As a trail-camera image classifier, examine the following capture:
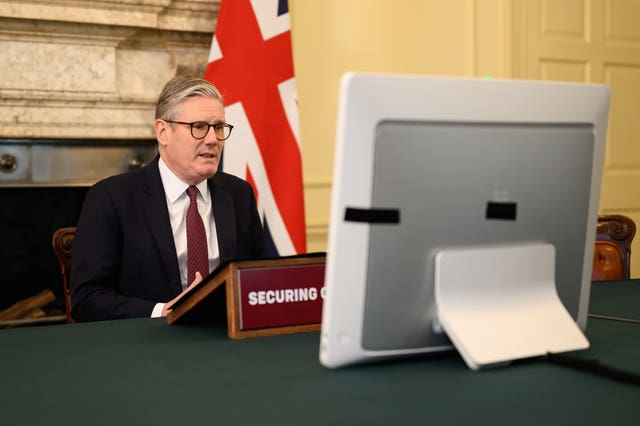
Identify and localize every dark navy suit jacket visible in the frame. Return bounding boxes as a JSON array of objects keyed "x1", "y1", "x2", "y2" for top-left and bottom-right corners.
[{"x1": 70, "y1": 156, "x2": 265, "y2": 321}]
